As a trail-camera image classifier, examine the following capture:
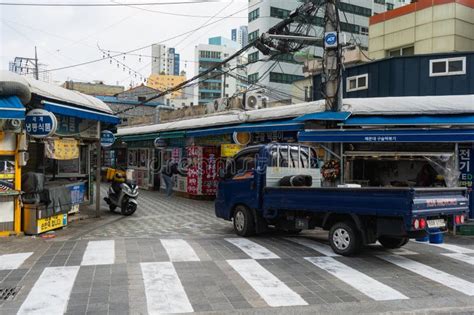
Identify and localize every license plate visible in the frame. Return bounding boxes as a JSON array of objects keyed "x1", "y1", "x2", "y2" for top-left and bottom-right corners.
[{"x1": 427, "y1": 219, "x2": 445, "y2": 228}]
